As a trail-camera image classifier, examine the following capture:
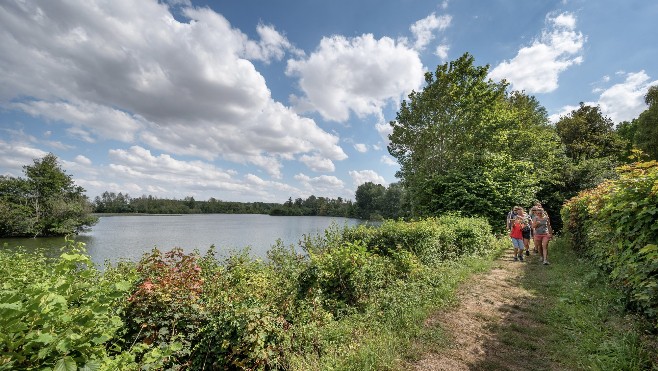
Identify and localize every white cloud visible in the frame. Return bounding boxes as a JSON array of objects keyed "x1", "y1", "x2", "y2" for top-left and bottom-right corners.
[
  {"x1": 375, "y1": 121, "x2": 393, "y2": 141},
  {"x1": 549, "y1": 71, "x2": 658, "y2": 123},
  {"x1": 74, "y1": 155, "x2": 92, "y2": 166},
  {"x1": 435, "y1": 44, "x2": 450, "y2": 60},
  {"x1": 354, "y1": 143, "x2": 368, "y2": 153},
  {"x1": 348, "y1": 169, "x2": 386, "y2": 187},
  {"x1": 286, "y1": 33, "x2": 425, "y2": 122},
  {"x1": 0, "y1": 140, "x2": 48, "y2": 176},
  {"x1": 548, "y1": 104, "x2": 580, "y2": 123},
  {"x1": 381, "y1": 156, "x2": 397, "y2": 166},
  {"x1": 244, "y1": 22, "x2": 304, "y2": 63},
  {"x1": 0, "y1": 1, "x2": 344, "y2": 178},
  {"x1": 597, "y1": 71, "x2": 657, "y2": 123},
  {"x1": 299, "y1": 154, "x2": 336, "y2": 172},
  {"x1": 294, "y1": 173, "x2": 347, "y2": 197},
  {"x1": 488, "y1": 12, "x2": 585, "y2": 93},
  {"x1": 410, "y1": 13, "x2": 452, "y2": 51}
]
